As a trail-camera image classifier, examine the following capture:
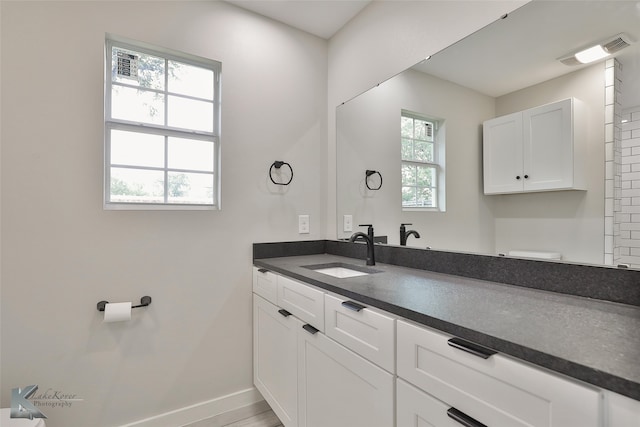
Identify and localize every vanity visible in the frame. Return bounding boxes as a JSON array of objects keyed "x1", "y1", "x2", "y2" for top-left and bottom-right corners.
[{"x1": 253, "y1": 240, "x2": 640, "y2": 427}]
